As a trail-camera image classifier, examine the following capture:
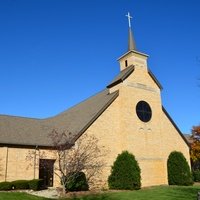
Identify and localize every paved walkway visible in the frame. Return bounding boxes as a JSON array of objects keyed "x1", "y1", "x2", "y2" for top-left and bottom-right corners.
[
  {"x1": 26, "y1": 188, "x2": 60, "y2": 199},
  {"x1": 26, "y1": 188, "x2": 108, "y2": 199}
]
